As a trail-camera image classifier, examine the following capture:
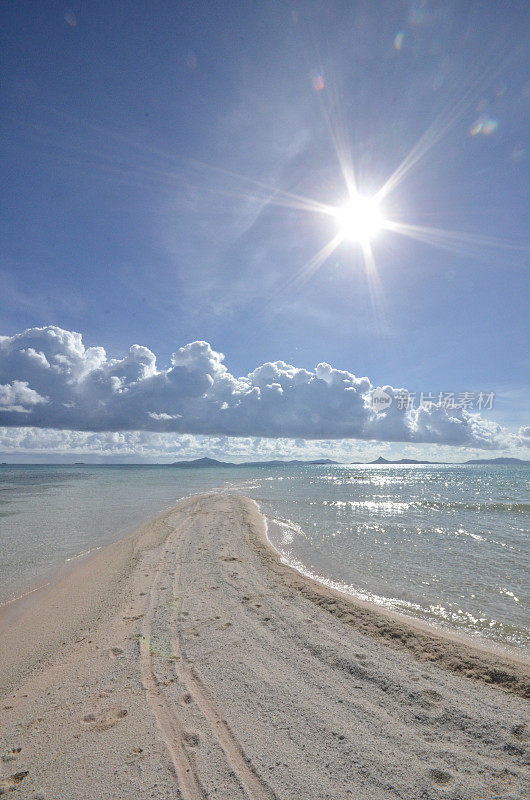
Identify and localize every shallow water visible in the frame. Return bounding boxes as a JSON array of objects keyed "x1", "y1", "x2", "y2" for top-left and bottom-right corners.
[{"x1": 0, "y1": 463, "x2": 528, "y2": 649}]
